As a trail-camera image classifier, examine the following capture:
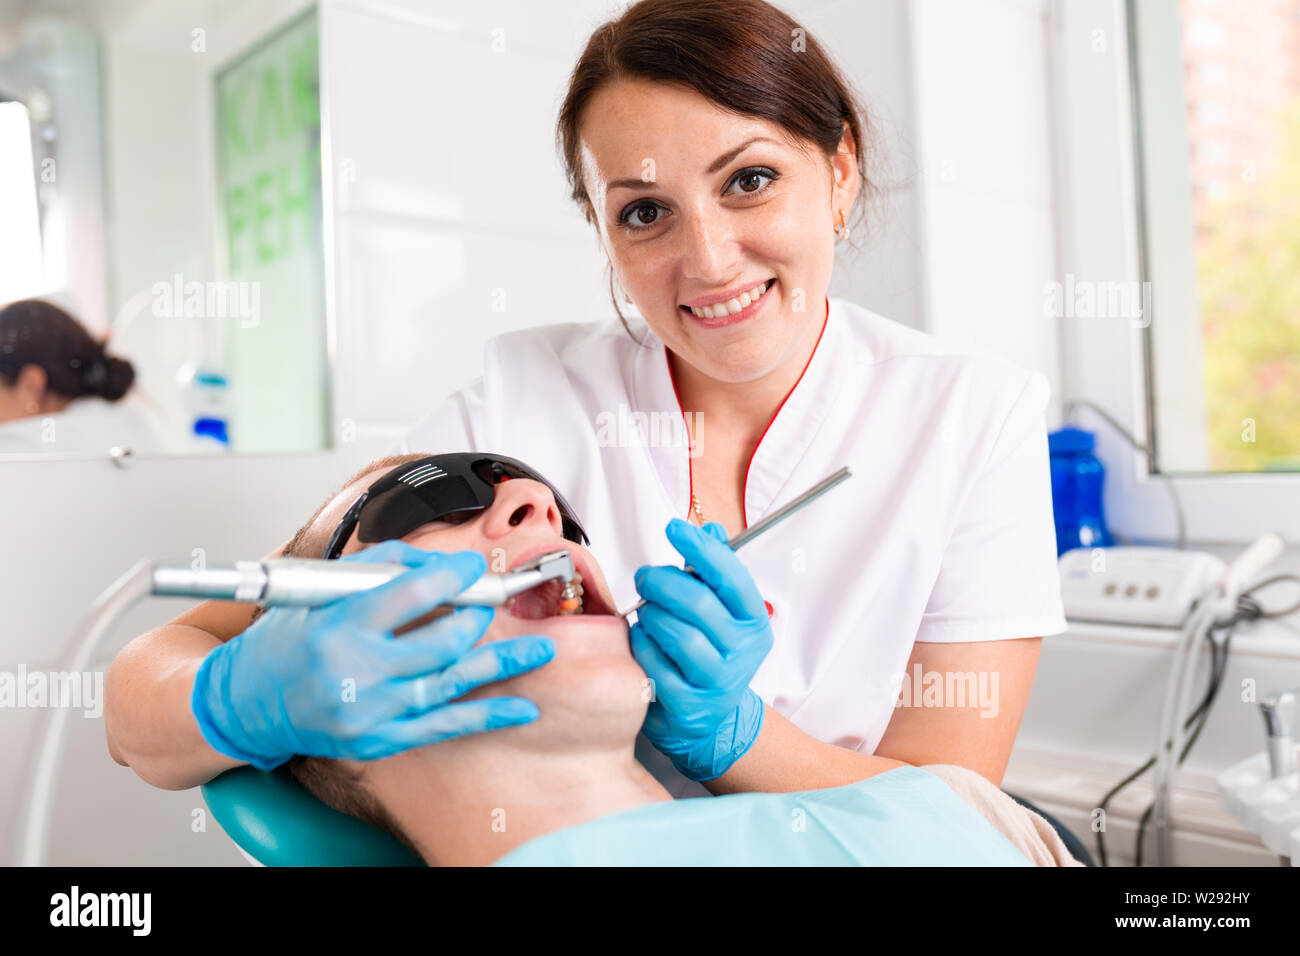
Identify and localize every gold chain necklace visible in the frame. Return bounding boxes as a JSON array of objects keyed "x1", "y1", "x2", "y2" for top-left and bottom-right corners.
[
  {"x1": 690, "y1": 487, "x2": 704, "y2": 524},
  {"x1": 688, "y1": 419, "x2": 705, "y2": 524}
]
